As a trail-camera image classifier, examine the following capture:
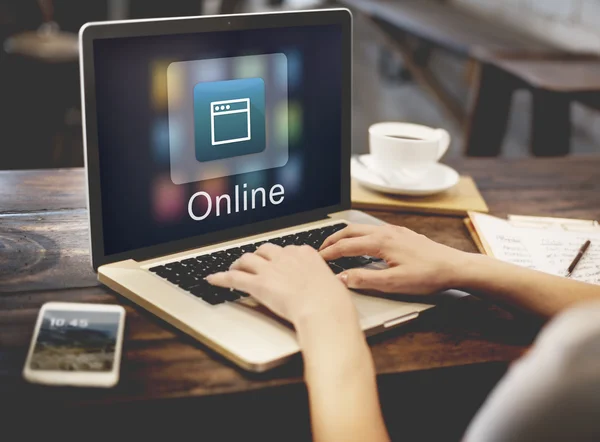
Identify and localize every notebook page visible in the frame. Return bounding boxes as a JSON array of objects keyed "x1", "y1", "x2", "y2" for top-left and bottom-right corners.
[
  {"x1": 470, "y1": 213, "x2": 536, "y2": 269},
  {"x1": 470, "y1": 213, "x2": 600, "y2": 285},
  {"x1": 533, "y1": 232, "x2": 600, "y2": 284}
]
